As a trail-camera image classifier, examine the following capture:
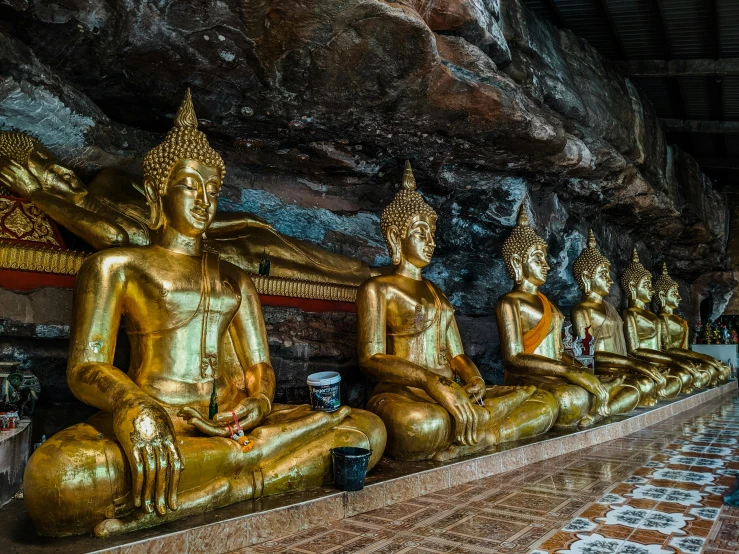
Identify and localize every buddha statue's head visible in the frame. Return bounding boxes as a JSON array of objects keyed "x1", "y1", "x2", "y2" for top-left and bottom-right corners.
[
  {"x1": 380, "y1": 161, "x2": 438, "y2": 268},
  {"x1": 0, "y1": 131, "x2": 87, "y2": 200},
  {"x1": 654, "y1": 262, "x2": 681, "y2": 311},
  {"x1": 502, "y1": 202, "x2": 549, "y2": 286},
  {"x1": 620, "y1": 249, "x2": 653, "y2": 304},
  {"x1": 573, "y1": 229, "x2": 613, "y2": 297},
  {"x1": 143, "y1": 89, "x2": 225, "y2": 234}
]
